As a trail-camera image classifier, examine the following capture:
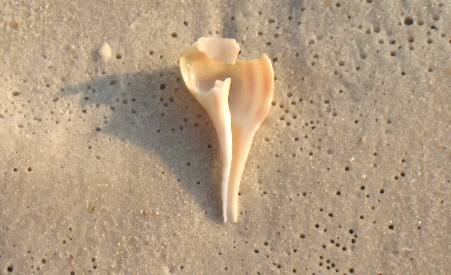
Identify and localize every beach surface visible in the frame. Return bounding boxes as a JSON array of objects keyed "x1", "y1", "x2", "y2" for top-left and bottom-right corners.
[{"x1": 0, "y1": 0, "x2": 450, "y2": 274}]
